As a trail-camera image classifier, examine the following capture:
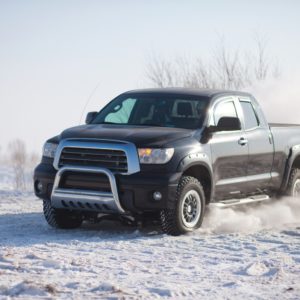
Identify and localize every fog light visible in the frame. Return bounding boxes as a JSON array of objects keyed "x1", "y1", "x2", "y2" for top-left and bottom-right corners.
[
  {"x1": 36, "y1": 181, "x2": 43, "y2": 193},
  {"x1": 153, "y1": 191, "x2": 162, "y2": 201}
]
